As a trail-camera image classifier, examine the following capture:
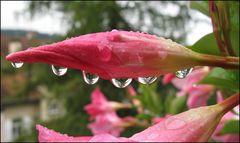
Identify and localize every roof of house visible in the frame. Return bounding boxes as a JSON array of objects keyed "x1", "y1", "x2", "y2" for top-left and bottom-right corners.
[{"x1": 1, "y1": 29, "x2": 58, "y2": 40}]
